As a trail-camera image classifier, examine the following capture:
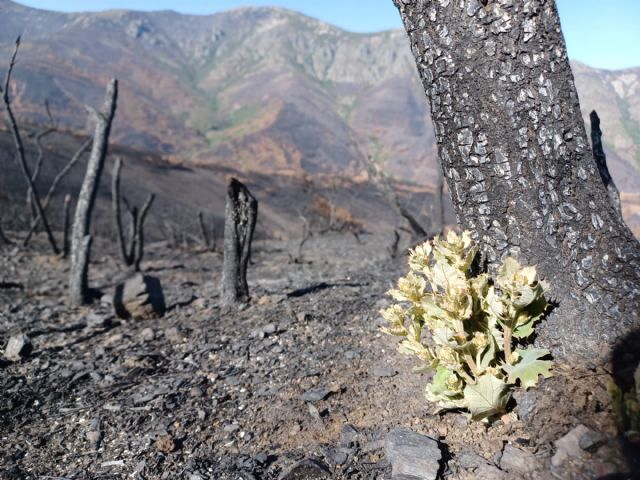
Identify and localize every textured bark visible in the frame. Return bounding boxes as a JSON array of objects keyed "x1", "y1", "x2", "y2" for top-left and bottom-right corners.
[
  {"x1": 393, "y1": 0, "x2": 640, "y2": 362},
  {"x1": 221, "y1": 178, "x2": 258, "y2": 305},
  {"x1": 433, "y1": 164, "x2": 445, "y2": 236},
  {"x1": 590, "y1": 110, "x2": 622, "y2": 218},
  {"x1": 69, "y1": 79, "x2": 117, "y2": 306}
]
